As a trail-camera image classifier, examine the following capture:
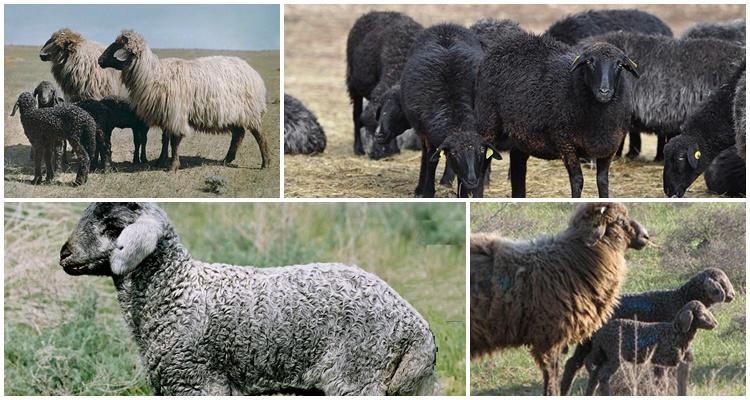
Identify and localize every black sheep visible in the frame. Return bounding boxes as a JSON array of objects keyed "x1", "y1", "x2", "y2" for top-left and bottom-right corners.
[
  {"x1": 682, "y1": 18, "x2": 746, "y2": 44},
  {"x1": 704, "y1": 146, "x2": 745, "y2": 197},
  {"x1": 475, "y1": 31, "x2": 639, "y2": 197},
  {"x1": 283, "y1": 94, "x2": 326, "y2": 155},
  {"x1": 545, "y1": 9, "x2": 672, "y2": 45},
  {"x1": 662, "y1": 60, "x2": 745, "y2": 197},
  {"x1": 384, "y1": 23, "x2": 499, "y2": 198},
  {"x1": 345, "y1": 11, "x2": 422, "y2": 159},
  {"x1": 469, "y1": 18, "x2": 525, "y2": 50},
  {"x1": 586, "y1": 32, "x2": 744, "y2": 161}
]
